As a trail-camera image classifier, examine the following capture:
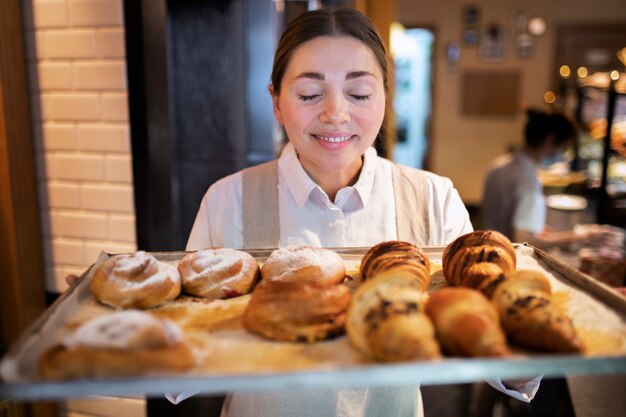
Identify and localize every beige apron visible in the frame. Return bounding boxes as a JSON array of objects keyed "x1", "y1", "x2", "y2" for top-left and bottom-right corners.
[{"x1": 241, "y1": 159, "x2": 431, "y2": 248}]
